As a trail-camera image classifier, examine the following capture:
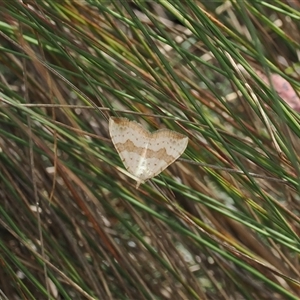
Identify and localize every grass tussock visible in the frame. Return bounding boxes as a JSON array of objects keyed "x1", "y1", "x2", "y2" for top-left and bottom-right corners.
[{"x1": 0, "y1": 1, "x2": 300, "y2": 299}]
